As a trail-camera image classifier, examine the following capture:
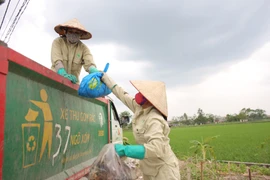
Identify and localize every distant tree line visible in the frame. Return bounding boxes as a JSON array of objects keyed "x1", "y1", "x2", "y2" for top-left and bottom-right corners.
[
  {"x1": 226, "y1": 108, "x2": 267, "y2": 122},
  {"x1": 169, "y1": 108, "x2": 269, "y2": 127},
  {"x1": 119, "y1": 108, "x2": 269, "y2": 128},
  {"x1": 170, "y1": 108, "x2": 219, "y2": 126}
]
